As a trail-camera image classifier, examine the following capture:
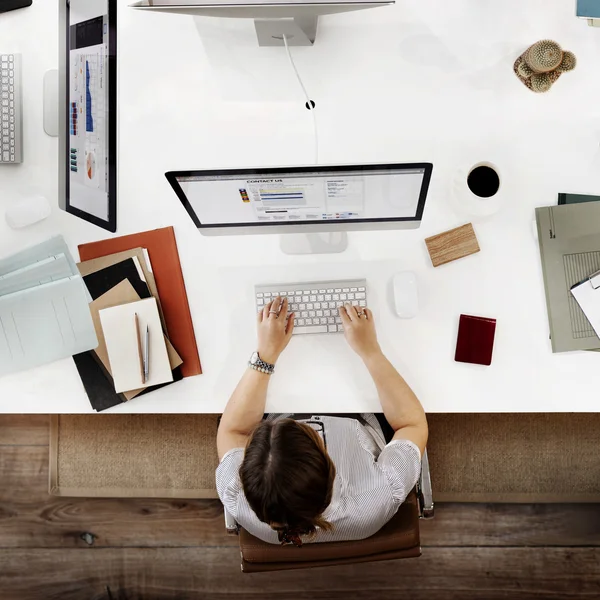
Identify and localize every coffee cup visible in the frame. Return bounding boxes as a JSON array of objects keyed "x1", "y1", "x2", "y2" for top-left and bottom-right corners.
[{"x1": 452, "y1": 161, "x2": 503, "y2": 219}]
